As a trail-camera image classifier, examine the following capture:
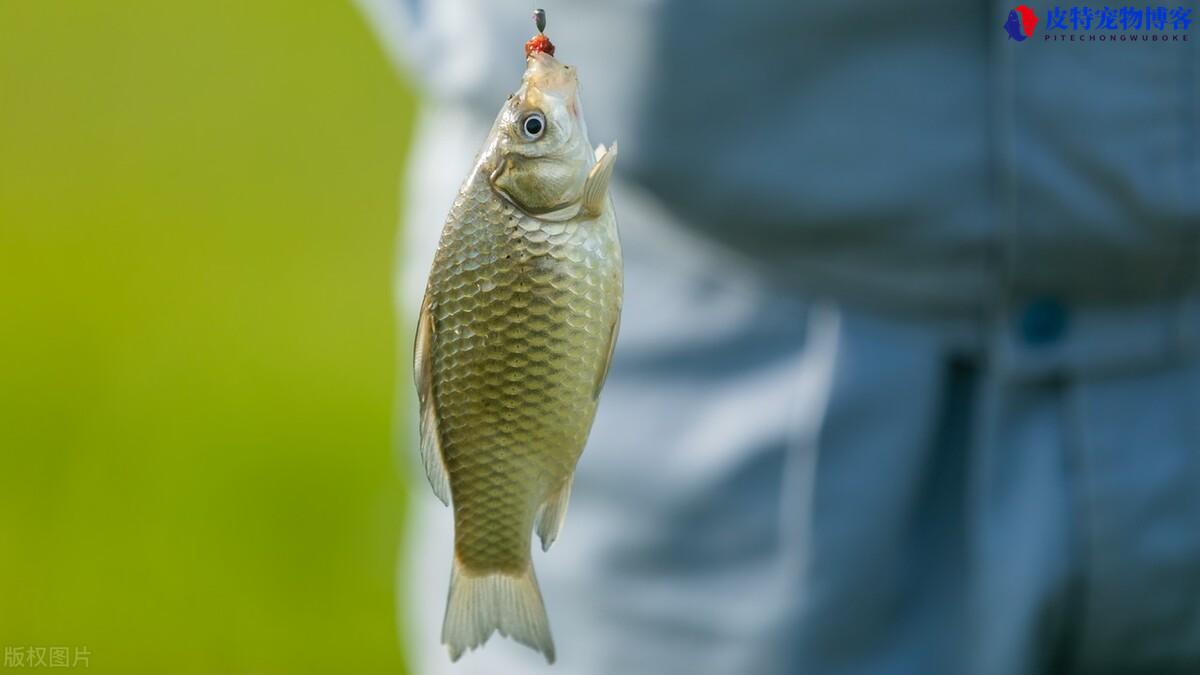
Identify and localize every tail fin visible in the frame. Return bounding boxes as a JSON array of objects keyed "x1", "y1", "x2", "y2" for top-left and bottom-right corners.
[{"x1": 441, "y1": 558, "x2": 555, "y2": 664}]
